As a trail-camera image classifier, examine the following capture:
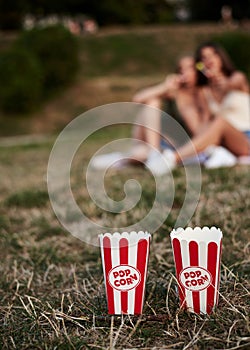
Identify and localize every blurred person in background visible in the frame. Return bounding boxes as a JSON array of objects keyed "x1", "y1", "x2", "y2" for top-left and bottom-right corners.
[
  {"x1": 91, "y1": 55, "x2": 209, "y2": 170},
  {"x1": 147, "y1": 41, "x2": 250, "y2": 175}
]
